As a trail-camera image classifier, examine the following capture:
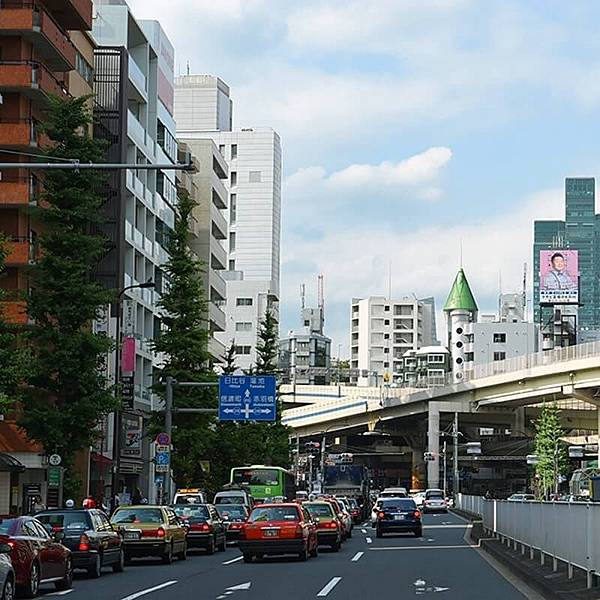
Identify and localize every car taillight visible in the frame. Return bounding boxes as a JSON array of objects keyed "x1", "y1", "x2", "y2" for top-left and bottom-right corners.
[
  {"x1": 230, "y1": 523, "x2": 242, "y2": 529},
  {"x1": 79, "y1": 534, "x2": 90, "y2": 551},
  {"x1": 378, "y1": 512, "x2": 385, "y2": 519},
  {"x1": 191, "y1": 523, "x2": 211, "y2": 532},
  {"x1": 414, "y1": 510, "x2": 421, "y2": 519},
  {"x1": 7, "y1": 541, "x2": 14, "y2": 549},
  {"x1": 295, "y1": 524, "x2": 306, "y2": 539},
  {"x1": 328, "y1": 521, "x2": 338, "y2": 529},
  {"x1": 157, "y1": 527, "x2": 165, "y2": 538}
]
